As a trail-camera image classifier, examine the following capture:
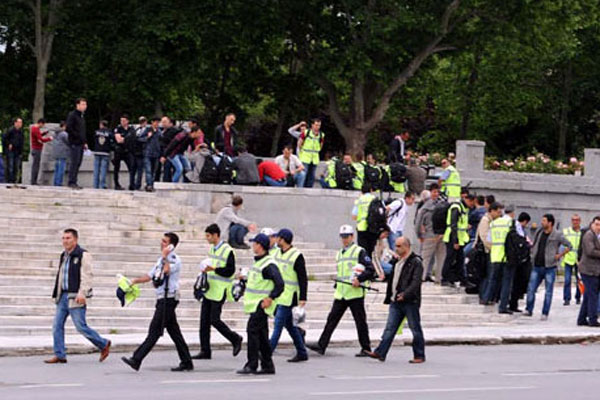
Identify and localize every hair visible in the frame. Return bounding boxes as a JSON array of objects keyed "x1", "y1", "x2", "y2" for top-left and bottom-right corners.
[
  {"x1": 205, "y1": 223, "x2": 221, "y2": 236},
  {"x1": 404, "y1": 190, "x2": 415, "y2": 199},
  {"x1": 162, "y1": 115, "x2": 173, "y2": 124},
  {"x1": 466, "y1": 194, "x2": 475, "y2": 201},
  {"x1": 100, "y1": 120, "x2": 108, "y2": 128},
  {"x1": 121, "y1": 114, "x2": 130, "y2": 120},
  {"x1": 225, "y1": 112, "x2": 235, "y2": 118},
  {"x1": 361, "y1": 182, "x2": 372, "y2": 194},
  {"x1": 283, "y1": 144, "x2": 294, "y2": 151},
  {"x1": 461, "y1": 187, "x2": 470, "y2": 195},
  {"x1": 489, "y1": 202, "x2": 504, "y2": 212},
  {"x1": 63, "y1": 228, "x2": 79, "y2": 238},
  {"x1": 543, "y1": 213, "x2": 555, "y2": 226},
  {"x1": 231, "y1": 195, "x2": 244, "y2": 207},
  {"x1": 59, "y1": 120, "x2": 66, "y2": 128},
  {"x1": 75, "y1": 97, "x2": 86, "y2": 105},
  {"x1": 164, "y1": 232, "x2": 179, "y2": 248},
  {"x1": 517, "y1": 212, "x2": 531, "y2": 223},
  {"x1": 37, "y1": 118, "x2": 46, "y2": 124},
  {"x1": 190, "y1": 126, "x2": 200, "y2": 133},
  {"x1": 188, "y1": 117, "x2": 200, "y2": 125},
  {"x1": 476, "y1": 195, "x2": 485, "y2": 206},
  {"x1": 14, "y1": 117, "x2": 23, "y2": 124},
  {"x1": 420, "y1": 189, "x2": 431, "y2": 201},
  {"x1": 151, "y1": 116, "x2": 161, "y2": 122},
  {"x1": 311, "y1": 117, "x2": 321, "y2": 125},
  {"x1": 485, "y1": 195, "x2": 496, "y2": 205},
  {"x1": 592, "y1": 216, "x2": 600, "y2": 224},
  {"x1": 429, "y1": 182, "x2": 440, "y2": 191}
]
